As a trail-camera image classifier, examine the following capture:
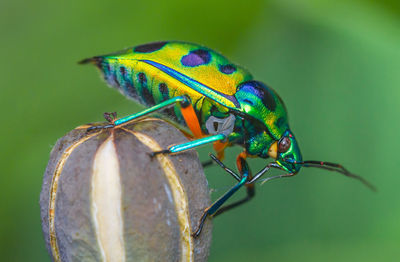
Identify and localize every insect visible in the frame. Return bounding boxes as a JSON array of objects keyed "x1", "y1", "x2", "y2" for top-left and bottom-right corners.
[{"x1": 80, "y1": 41, "x2": 375, "y2": 237}]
